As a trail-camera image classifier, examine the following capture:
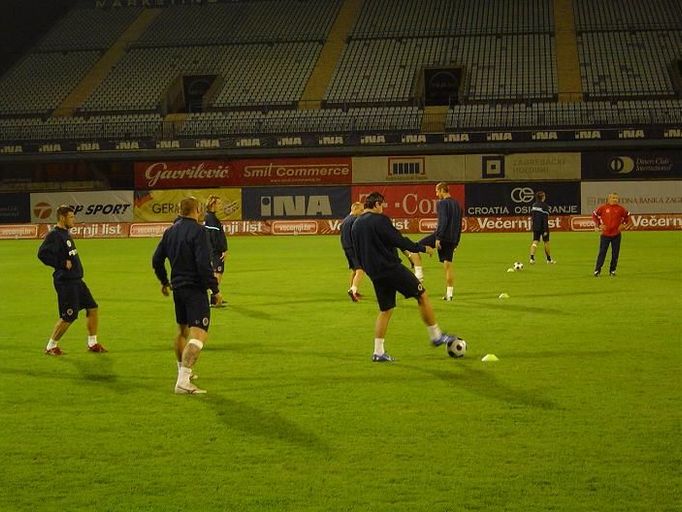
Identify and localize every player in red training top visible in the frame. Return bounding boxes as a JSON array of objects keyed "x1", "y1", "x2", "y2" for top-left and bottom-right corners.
[{"x1": 592, "y1": 192, "x2": 630, "y2": 277}]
